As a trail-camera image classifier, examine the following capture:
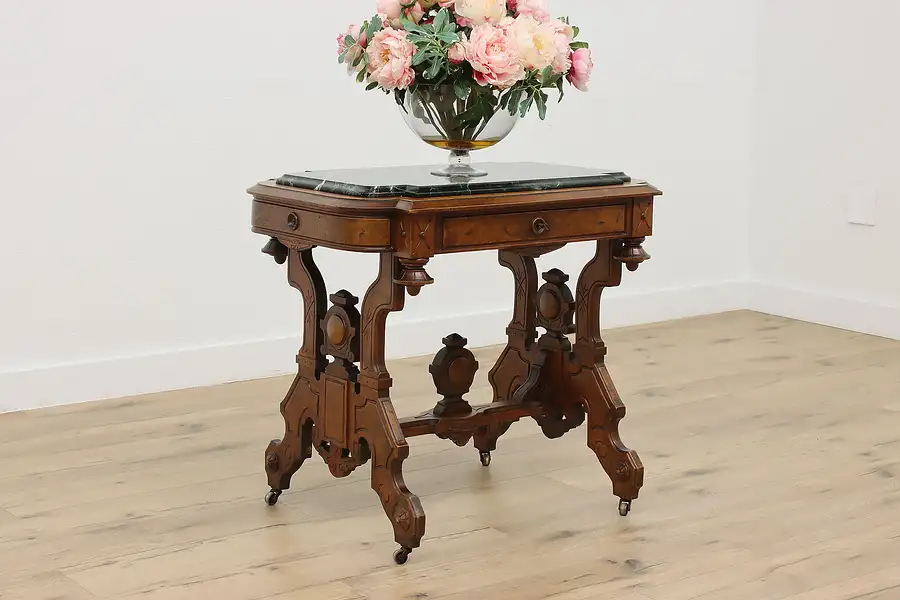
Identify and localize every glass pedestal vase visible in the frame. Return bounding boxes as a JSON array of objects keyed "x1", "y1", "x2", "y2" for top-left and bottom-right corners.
[{"x1": 398, "y1": 85, "x2": 519, "y2": 179}]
